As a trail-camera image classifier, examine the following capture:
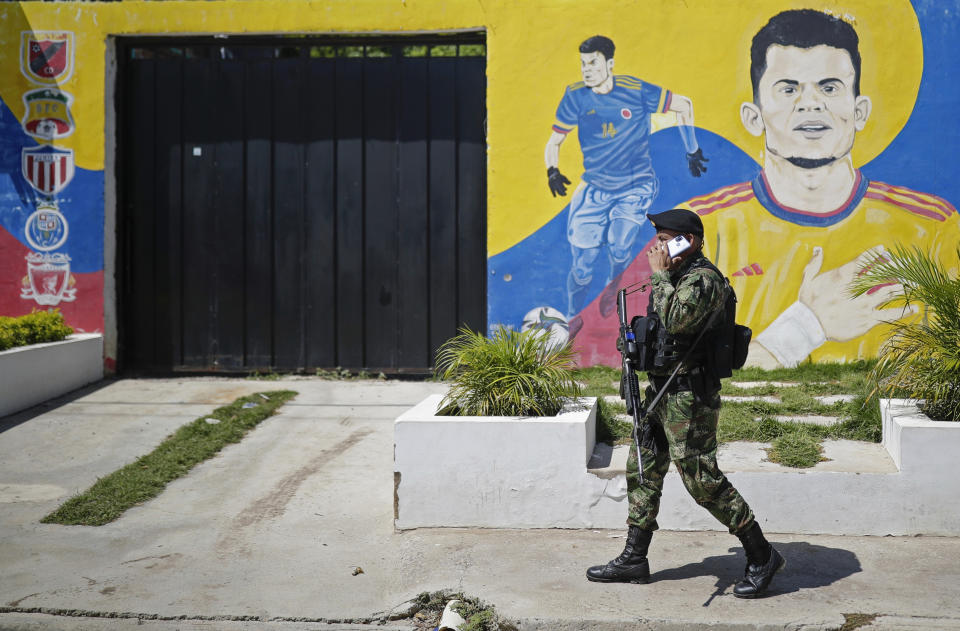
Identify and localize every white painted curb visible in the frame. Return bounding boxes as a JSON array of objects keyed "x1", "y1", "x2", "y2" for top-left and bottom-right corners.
[{"x1": 0, "y1": 334, "x2": 103, "y2": 418}]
